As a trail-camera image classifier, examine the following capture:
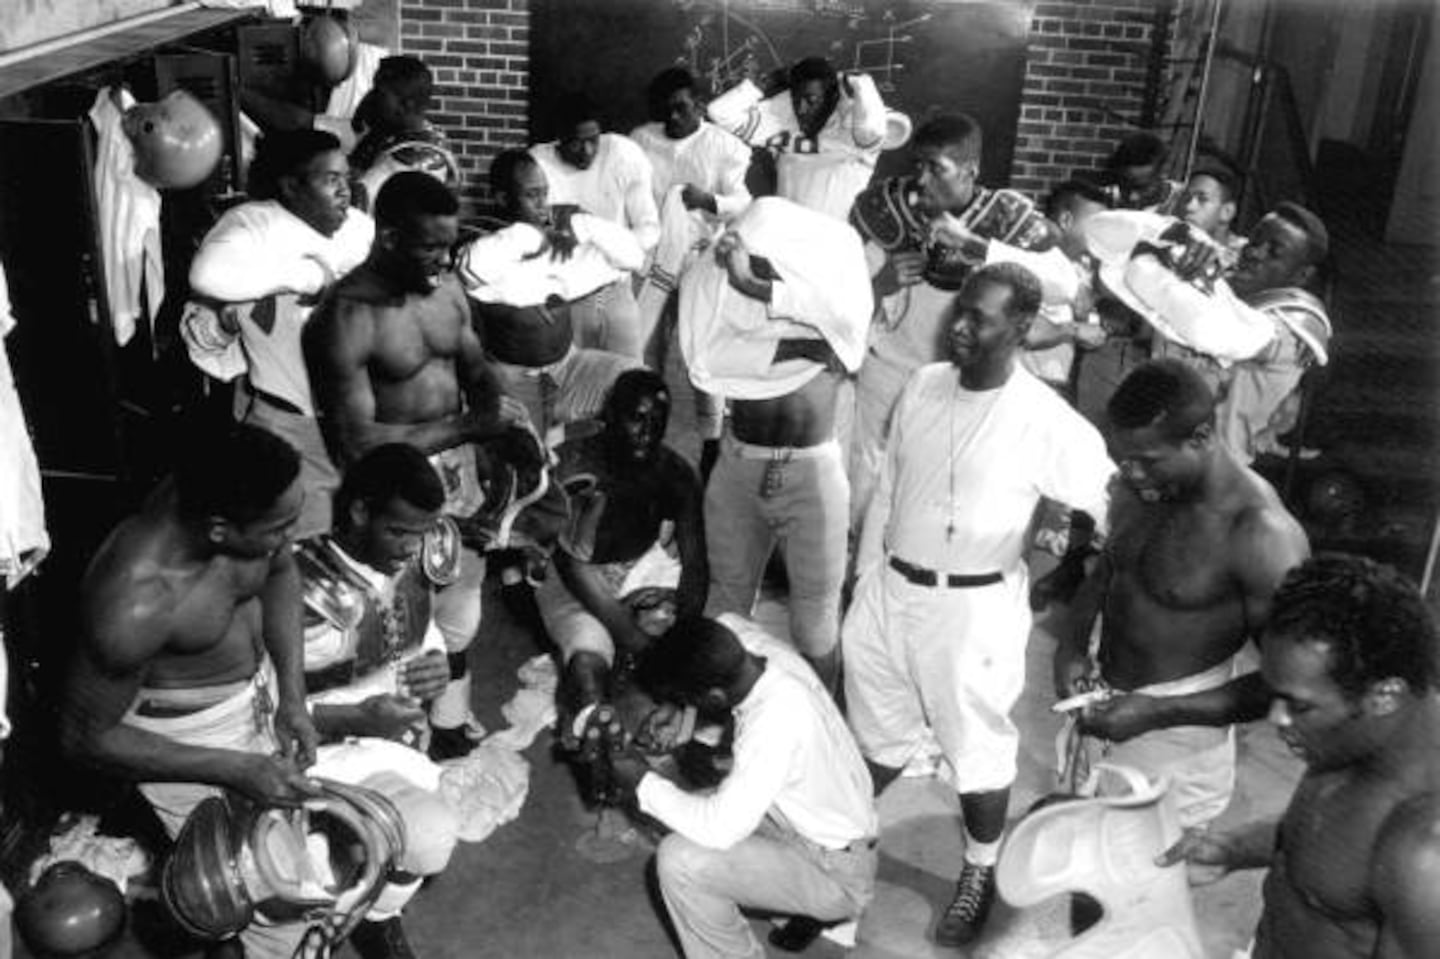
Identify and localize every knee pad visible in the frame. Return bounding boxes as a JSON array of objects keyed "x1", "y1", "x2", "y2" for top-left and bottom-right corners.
[{"x1": 996, "y1": 764, "x2": 1204, "y2": 959}]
